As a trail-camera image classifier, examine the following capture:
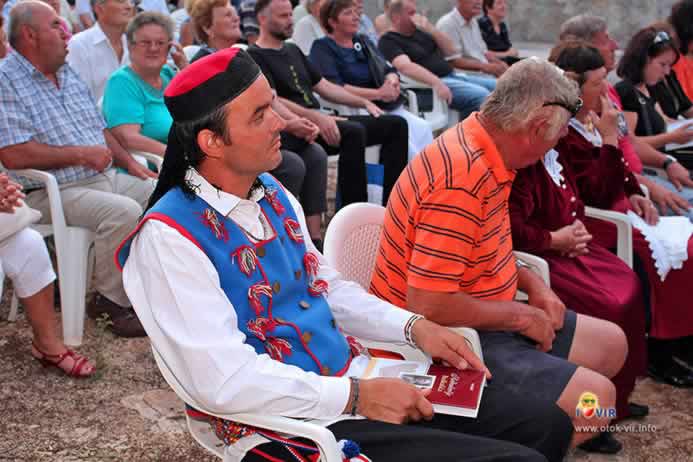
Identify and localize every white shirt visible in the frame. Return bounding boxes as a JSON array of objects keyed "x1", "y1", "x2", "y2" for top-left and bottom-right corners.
[
  {"x1": 67, "y1": 23, "x2": 129, "y2": 102},
  {"x1": 436, "y1": 8, "x2": 488, "y2": 63},
  {"x1": 122, "y1": 170, "x2": 413, "y2": 419},
  {"x1": 139, "y1": 0, "x2": 171, "y2": 16},
  {"x1": 292, "y1": 14, "x2": 325, "y2": 55}
]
